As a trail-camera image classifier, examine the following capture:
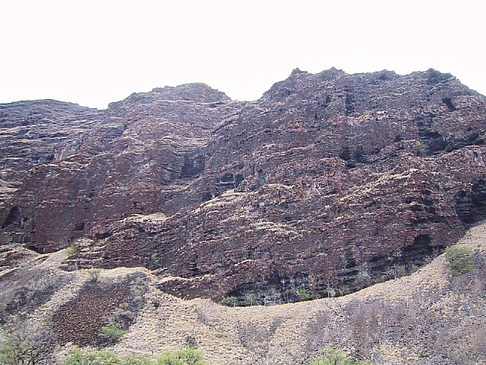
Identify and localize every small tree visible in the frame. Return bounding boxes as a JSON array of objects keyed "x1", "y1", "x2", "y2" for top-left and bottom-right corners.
[{"x1": 0, "y1": 328, "x2": 50, "y2": 365}]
